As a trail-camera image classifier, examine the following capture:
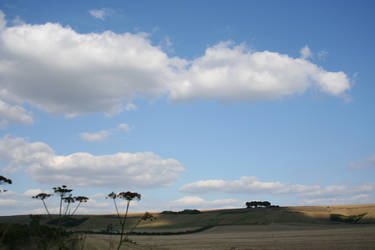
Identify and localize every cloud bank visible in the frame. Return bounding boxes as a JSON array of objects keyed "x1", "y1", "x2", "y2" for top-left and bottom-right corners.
[
  {"x1": 0, "y1": 11, "x2": 351, "y2": 118},
  {"x1": 170, "y1": 196, "x2": 241, "y2": 210},
  {"x1": 180, "y1": 176, "x2": 375, "y2": 198},
  {"x1": 0, "y1": 136, "x2": 184, "y2": 188}
]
